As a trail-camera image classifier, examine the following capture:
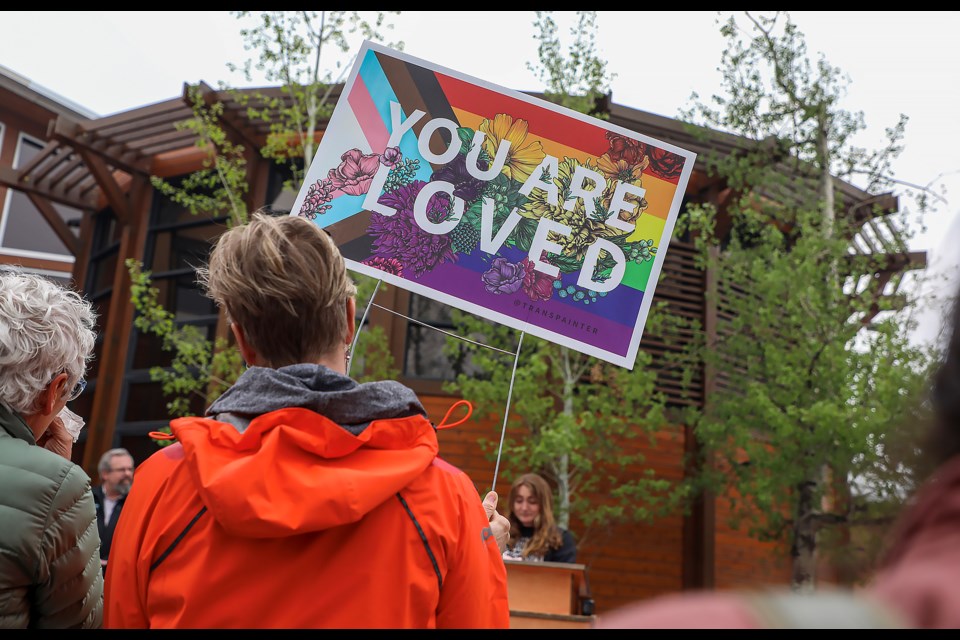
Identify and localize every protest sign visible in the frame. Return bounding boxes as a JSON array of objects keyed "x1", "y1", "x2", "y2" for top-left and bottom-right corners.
[{"x1": 291, "y1": 41, "x2": 696, "y2": 369}]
